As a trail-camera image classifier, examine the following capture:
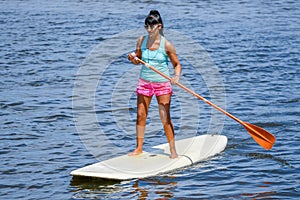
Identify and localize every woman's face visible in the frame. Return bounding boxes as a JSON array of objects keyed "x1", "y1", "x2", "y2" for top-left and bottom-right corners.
[{"x1": 144, "y1": 24, "x2": 161, "y2": 37}]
